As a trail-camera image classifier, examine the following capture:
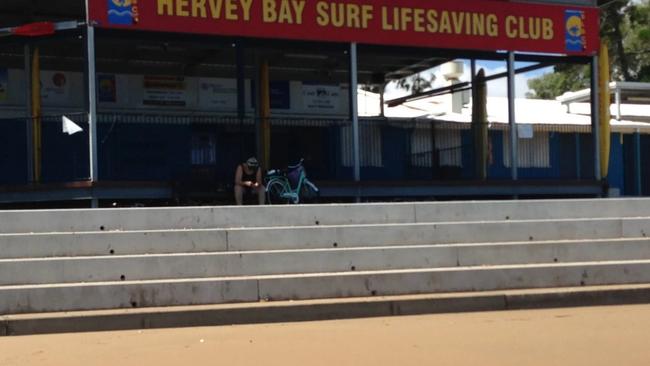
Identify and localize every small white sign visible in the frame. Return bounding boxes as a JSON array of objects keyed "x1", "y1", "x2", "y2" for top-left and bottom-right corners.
[
  {"x1": 518, "y1": 124, "x2": 534, "y2": 139},
  {"x1": 198, "y1": 78, "x2": 238, "y2": 110}
]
